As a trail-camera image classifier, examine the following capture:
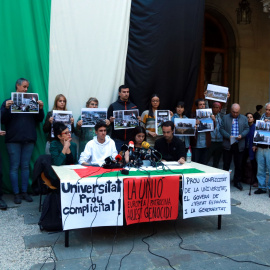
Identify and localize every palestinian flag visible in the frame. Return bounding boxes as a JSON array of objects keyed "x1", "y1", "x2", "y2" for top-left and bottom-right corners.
[{"x1": 0, "y1": 0, "x2": 204, "y2": 193}]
